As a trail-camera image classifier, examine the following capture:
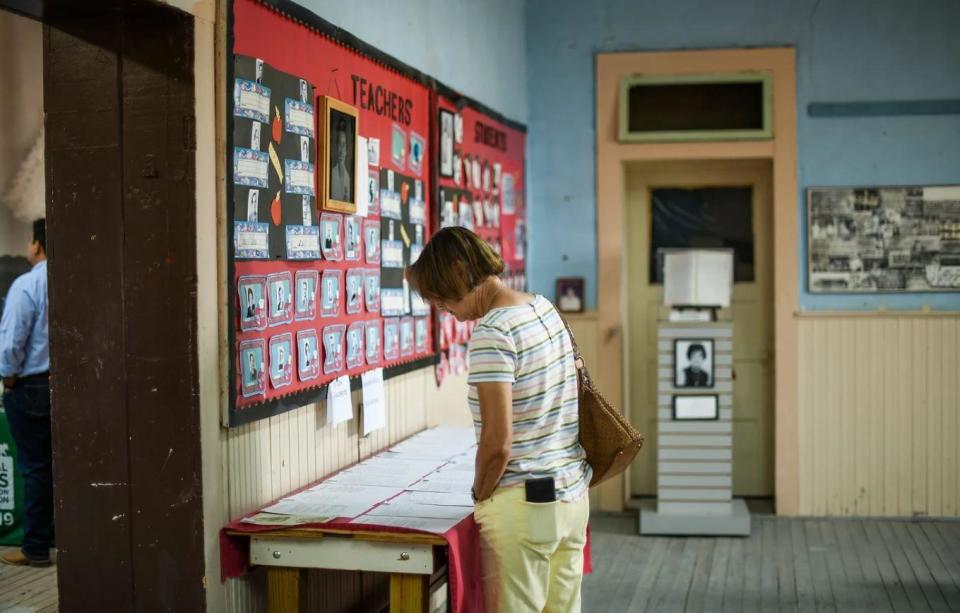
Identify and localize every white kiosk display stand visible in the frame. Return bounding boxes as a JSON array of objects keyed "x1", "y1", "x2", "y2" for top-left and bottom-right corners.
[{"x1": 639, "y1": 250, "x2": 750, "y2": 536}]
